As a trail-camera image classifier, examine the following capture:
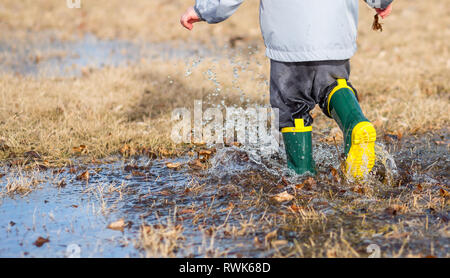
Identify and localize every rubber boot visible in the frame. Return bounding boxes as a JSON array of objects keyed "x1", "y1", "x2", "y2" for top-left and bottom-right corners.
[
  {"x1": 282, "y1": 119, "x2": 316, "y2": 175},
  {"x1": 327, "y1": 79, "x2": 377, "y2": 179}
]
